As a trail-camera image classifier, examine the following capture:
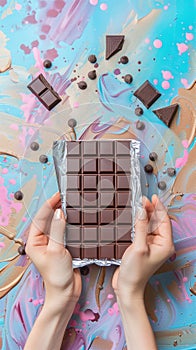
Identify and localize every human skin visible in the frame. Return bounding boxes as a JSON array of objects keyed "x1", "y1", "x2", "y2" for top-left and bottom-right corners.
[{"x1": 24, "y1": 193, "x2": 175, "y2": 350}]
